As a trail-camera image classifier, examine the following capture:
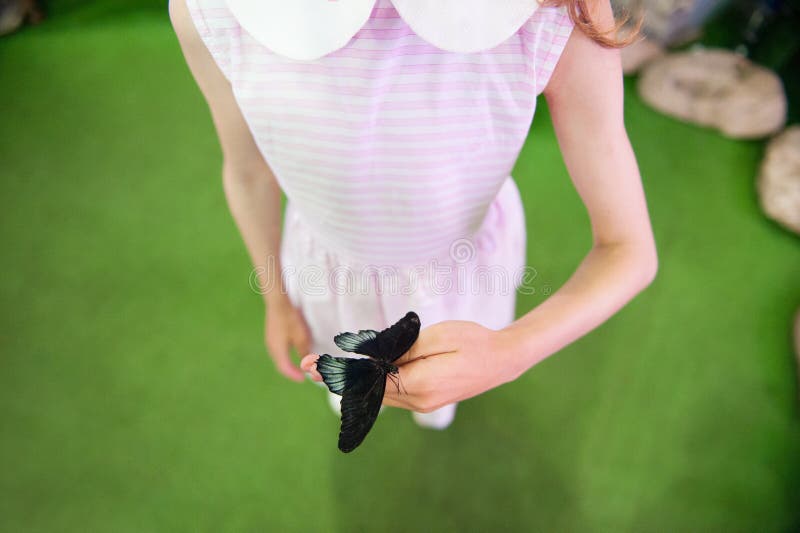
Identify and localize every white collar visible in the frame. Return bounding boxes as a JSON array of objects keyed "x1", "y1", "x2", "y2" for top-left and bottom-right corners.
[{"x1": 225, "y1": 0, "x2": 544, "y2": 61}]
